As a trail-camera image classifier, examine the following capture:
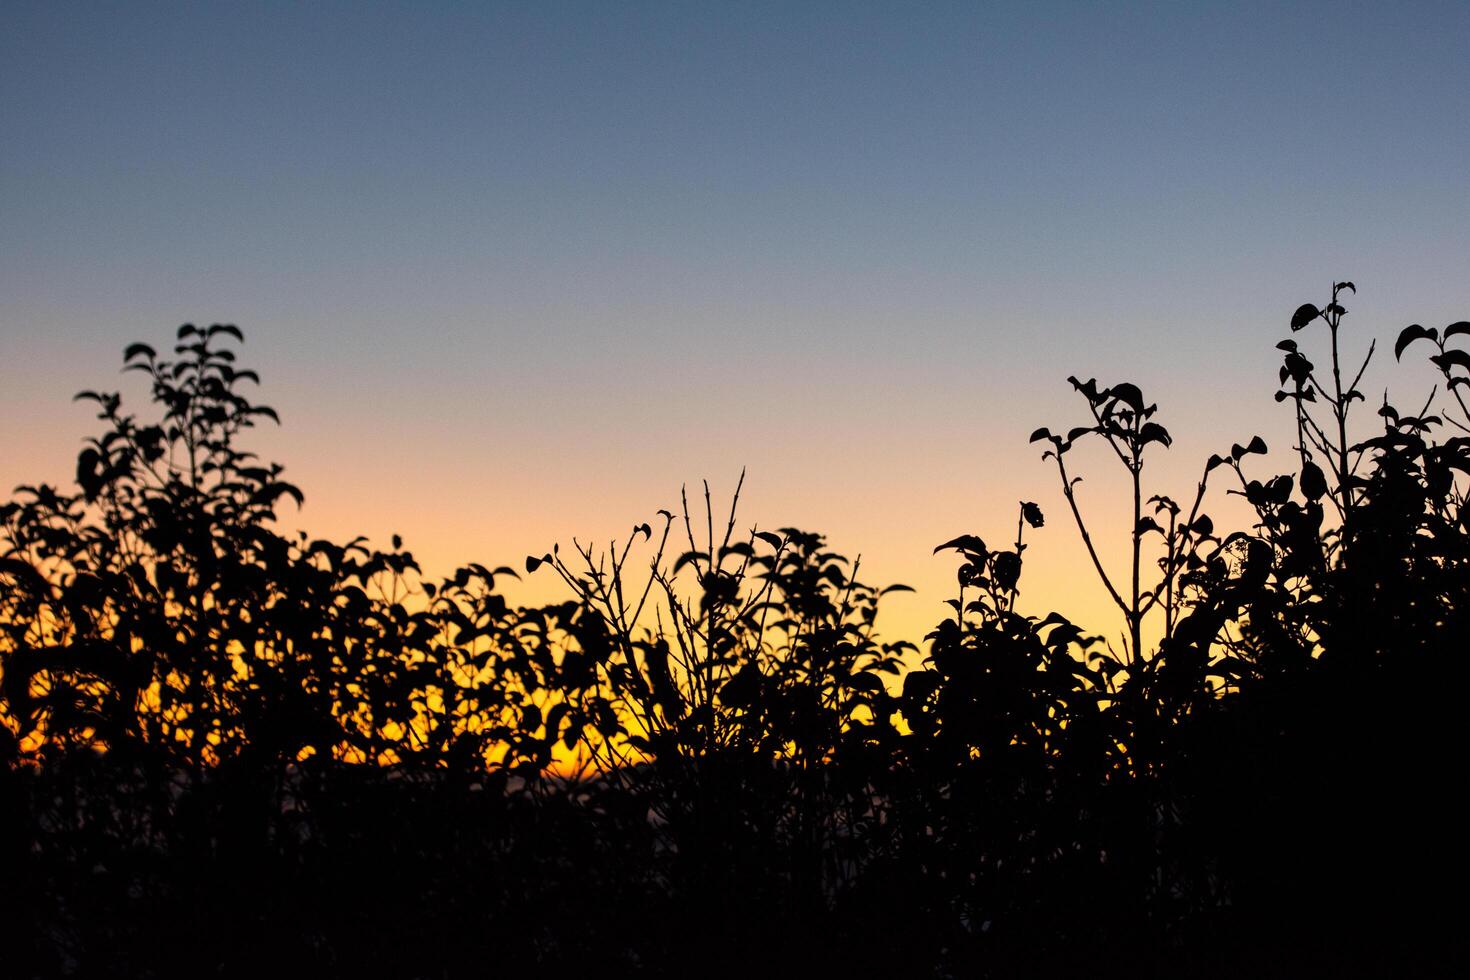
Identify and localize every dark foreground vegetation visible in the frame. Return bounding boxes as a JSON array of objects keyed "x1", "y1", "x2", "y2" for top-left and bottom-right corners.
[{"x1": 3, "y1": 284, "x2": 1468, "y2": 978}]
